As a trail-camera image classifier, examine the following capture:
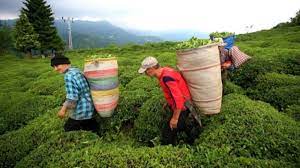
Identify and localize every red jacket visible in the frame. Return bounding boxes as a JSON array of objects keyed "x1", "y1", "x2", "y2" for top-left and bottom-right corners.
[{"x1": 159, "y1": 67, "x2": 191, "y2": 111}]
